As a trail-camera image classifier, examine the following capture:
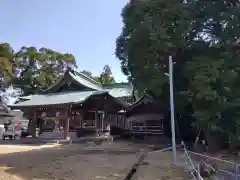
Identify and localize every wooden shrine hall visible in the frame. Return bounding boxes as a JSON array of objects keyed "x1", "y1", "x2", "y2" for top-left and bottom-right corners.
[
  {"x1": 107, "y1": 93, "x2": 165, "y2": 137},
  {"x1": 9, "y1": 67, "x2": 134, "y2": 139}
]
